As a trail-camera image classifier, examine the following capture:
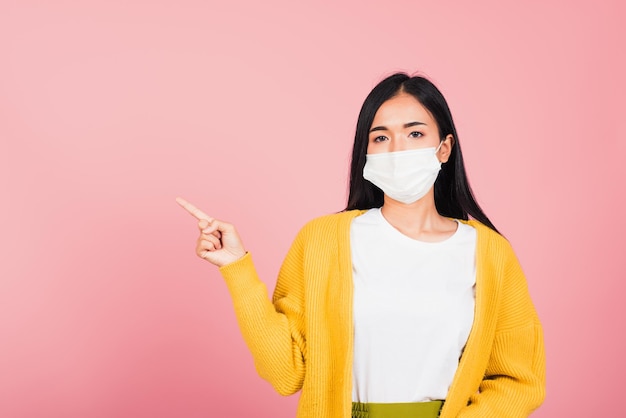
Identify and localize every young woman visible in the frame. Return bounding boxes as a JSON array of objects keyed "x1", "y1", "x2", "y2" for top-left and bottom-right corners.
[{"x1": 177, "y1": 73, "x2": 546, "y2": 418}]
